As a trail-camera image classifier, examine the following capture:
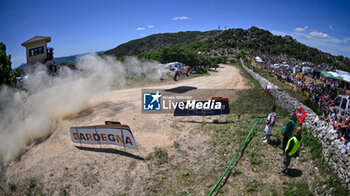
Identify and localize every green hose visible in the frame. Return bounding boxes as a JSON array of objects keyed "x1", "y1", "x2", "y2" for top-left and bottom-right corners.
[{"x1": 208, "y1": 117, "x2": 264, "y2": 196}]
